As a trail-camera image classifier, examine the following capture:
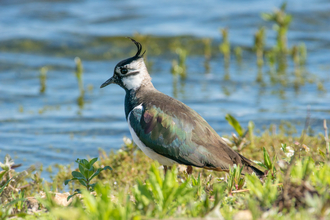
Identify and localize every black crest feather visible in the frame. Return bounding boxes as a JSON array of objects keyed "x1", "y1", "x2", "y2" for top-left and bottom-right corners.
[{"x1": 127, "y1": 37, "x2": 146, "y2": 58}]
